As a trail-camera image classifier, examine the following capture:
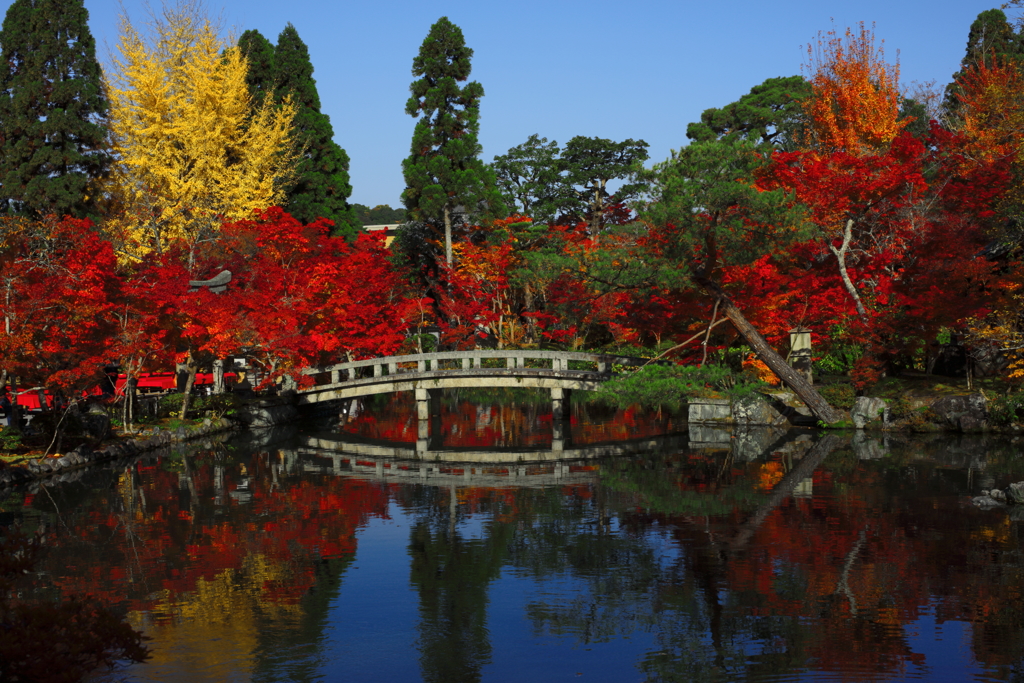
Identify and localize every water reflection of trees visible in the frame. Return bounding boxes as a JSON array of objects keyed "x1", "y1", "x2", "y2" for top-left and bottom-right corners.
[
  {"x1": 390, "y1": 433, "x2": 1024, "y2": 682},
  {"x1": 8, "y1": 426, "x2": 1024, "y2": 681},
  {"x1": 6, "y1": 447, "x2": 392, "y2": 681},
  {"x1": 408, "y1": 500, "x2": 499, "y2": 682}
]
